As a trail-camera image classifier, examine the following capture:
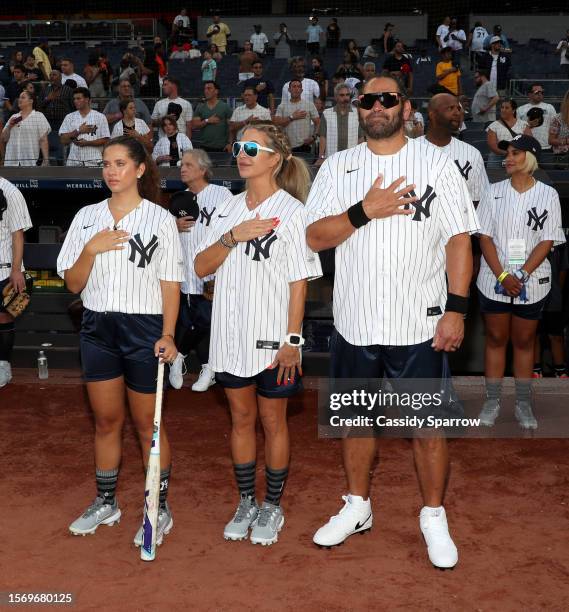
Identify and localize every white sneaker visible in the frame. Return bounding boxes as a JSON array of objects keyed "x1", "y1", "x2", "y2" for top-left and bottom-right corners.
[
  {"x1": 168, "y1": 352, "x2": 186, "y2": 389},
  {"x1": 191, "y1": 364, "x2": 216, "y2": 392},
  {"x1": 419, "y1": 506, "x2": 458, "y2": 569},
  {"x1": 0, "y1": 360, "x2": 12, "y2": 388},
  {"x1": 313, "y1": 494, "x2": 373, "y2": 547}
]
